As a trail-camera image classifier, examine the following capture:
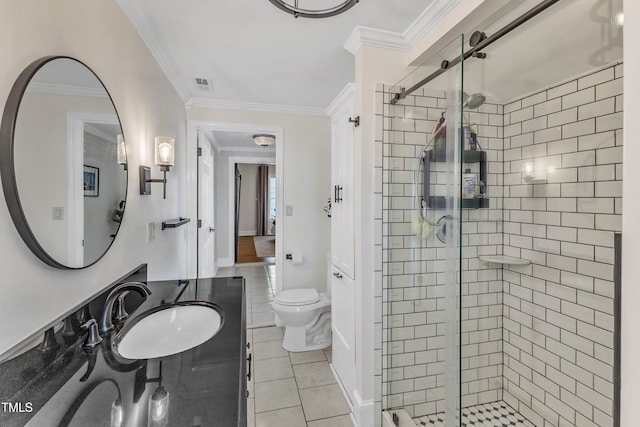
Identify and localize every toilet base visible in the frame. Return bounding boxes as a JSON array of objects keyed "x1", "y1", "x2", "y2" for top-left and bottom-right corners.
[
  {"x1": 281, "y1": 310, "x2": 332, "y2": 352},
  {"x1": 282, "y1": 324, "x2": 331, "y2": 352}
]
